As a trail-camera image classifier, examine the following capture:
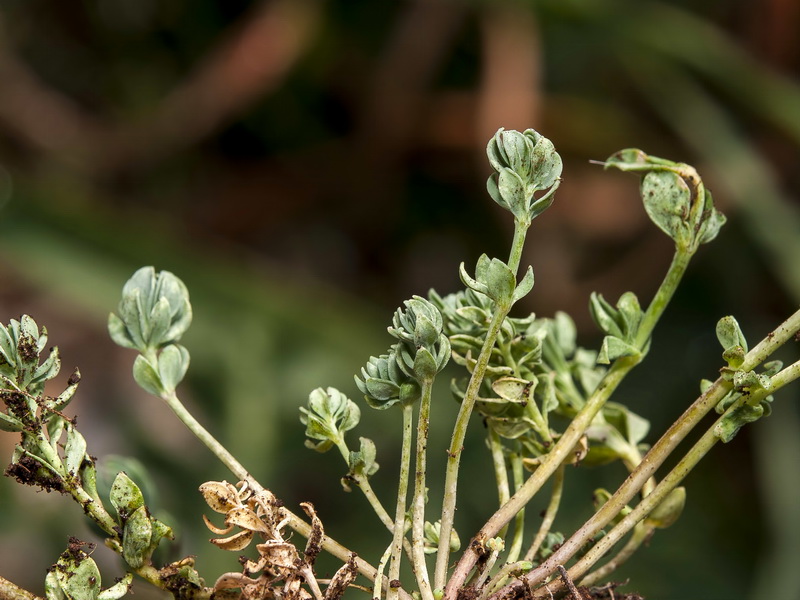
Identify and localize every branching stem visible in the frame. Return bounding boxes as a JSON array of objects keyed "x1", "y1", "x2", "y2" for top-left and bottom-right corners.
[
  {"x1": 444, "y1": 247, "x2": 694, "y2": 600},
  {"x1": 333, "y1": 439, "x2": 394, "y2": 531},
  {"x1": 490, "y1": 324, "x2": 800, "y2": 600}
]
